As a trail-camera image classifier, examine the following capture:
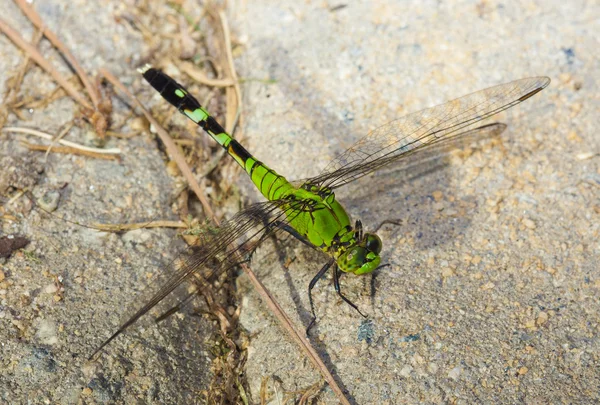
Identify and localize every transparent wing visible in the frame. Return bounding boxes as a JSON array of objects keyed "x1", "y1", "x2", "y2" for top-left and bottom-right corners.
[
  {"x1": 369, "y1": 122, "x2": 507, "y2": 177},
  {"x1": 90, "y1": 198, "x2": 304, "y2": 357},
  {"x1": 307, "y1": 77, "x2": 549, "y2": 189}
]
